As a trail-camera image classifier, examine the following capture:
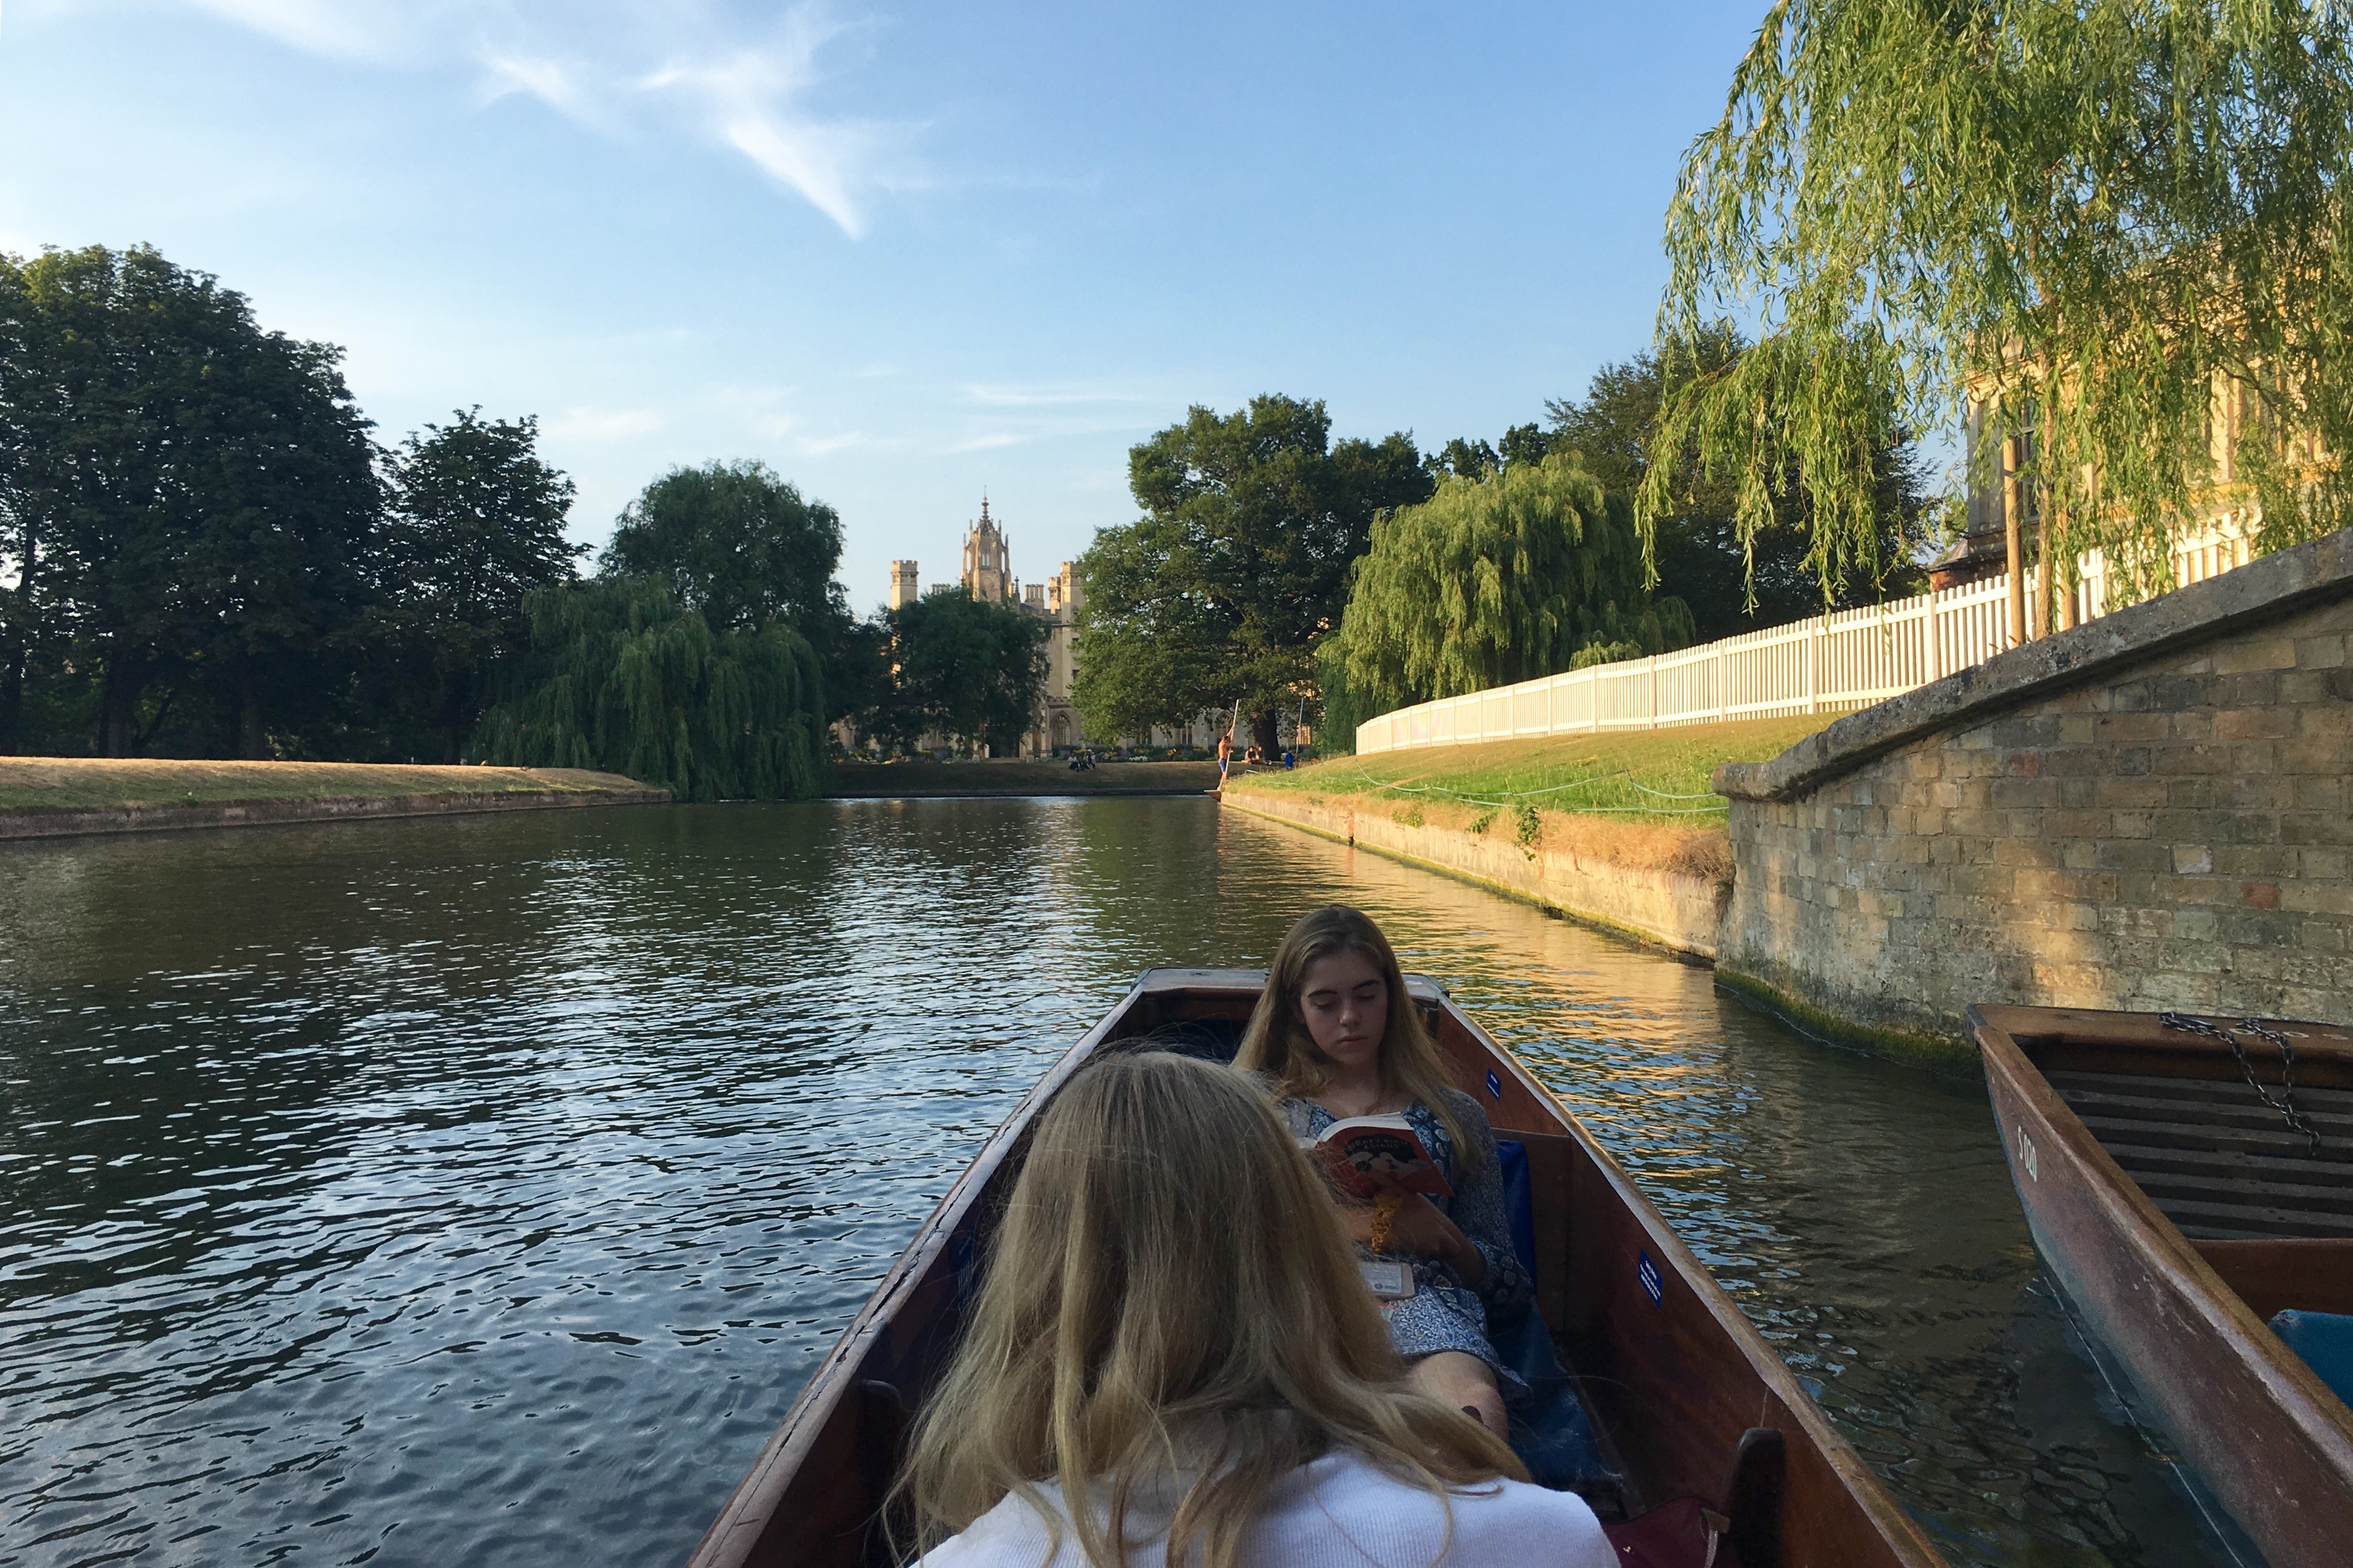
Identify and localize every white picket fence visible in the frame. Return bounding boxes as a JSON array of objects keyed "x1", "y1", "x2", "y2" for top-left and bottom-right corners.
[{"x1": 1352, "y1": 519, "x2": 2256, "y2": 755}]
